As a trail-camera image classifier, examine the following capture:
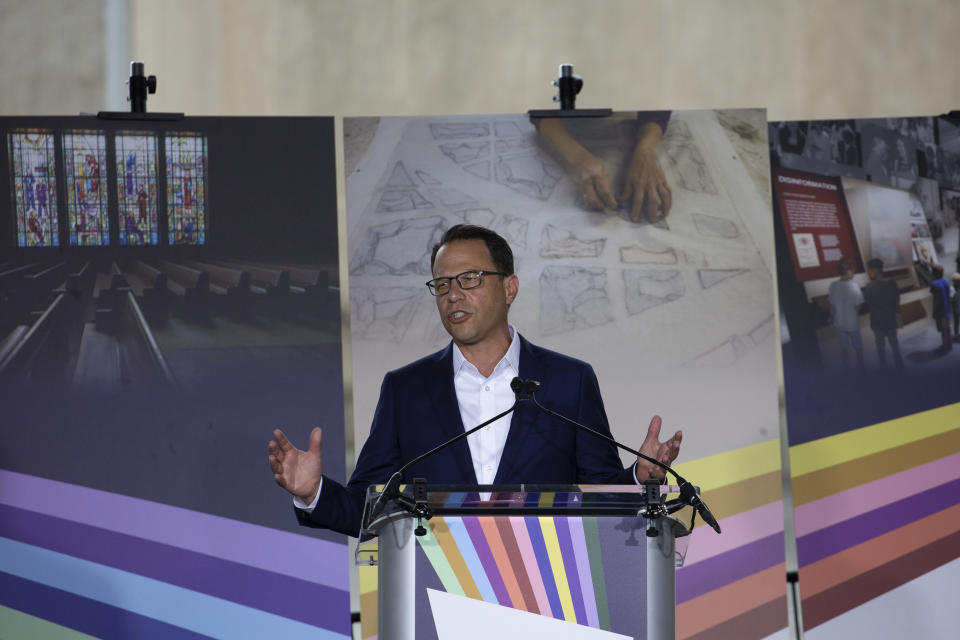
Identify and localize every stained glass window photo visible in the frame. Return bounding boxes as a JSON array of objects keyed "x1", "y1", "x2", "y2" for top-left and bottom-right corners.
[
  {"x1": 116, "y1": 132, "x2": 159, "y2": 246},
  {"x1": 166, "y1": 133, "x2": 207, "y2": 245},
  {"x1": 8, "y1": 129, "x2": 59, "y2": 247},
  {"x1": 63, "y1": 130, "x2": 109, "y2": 246}
]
